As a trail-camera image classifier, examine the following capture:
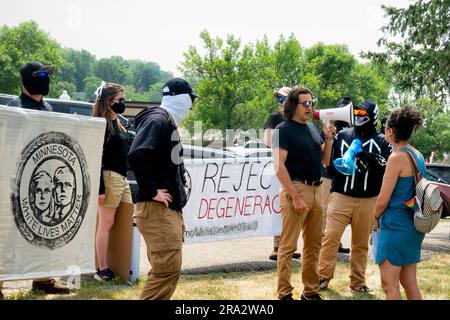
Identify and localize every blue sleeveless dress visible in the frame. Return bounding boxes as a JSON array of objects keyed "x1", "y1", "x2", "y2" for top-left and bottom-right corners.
[{"x1": 375, "y1": 147, "x2": 426, "y2": 266}]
